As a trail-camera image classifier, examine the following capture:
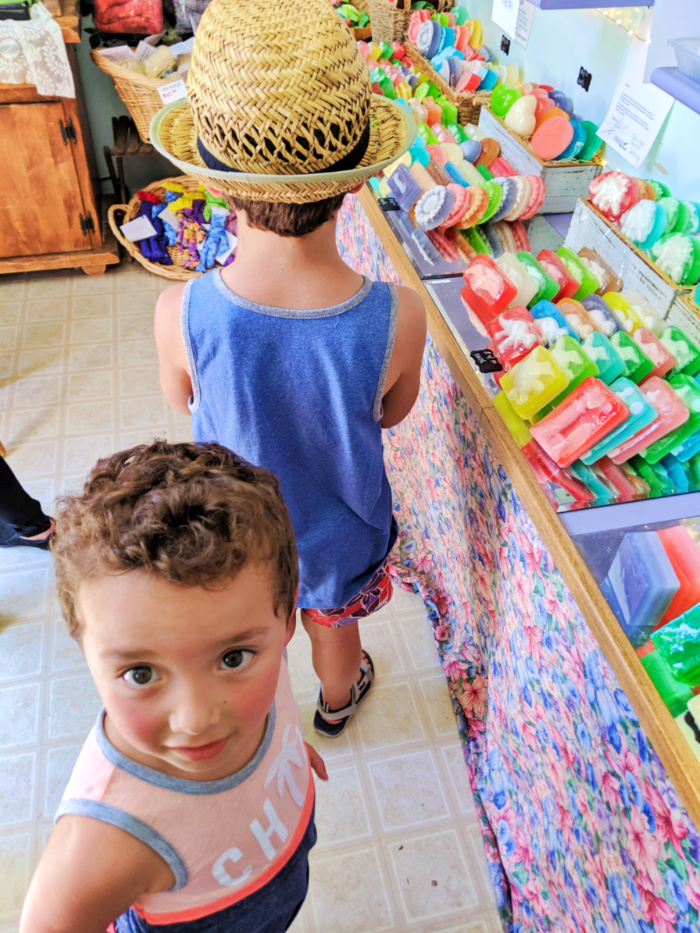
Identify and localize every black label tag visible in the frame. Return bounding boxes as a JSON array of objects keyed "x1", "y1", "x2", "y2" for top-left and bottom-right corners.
[
  {"x1": 378, "y1": 197, "x2": 401, "y2": 212},
  {"x1": 470, "y1": 349, "x2": 502, "y2": 373}
]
